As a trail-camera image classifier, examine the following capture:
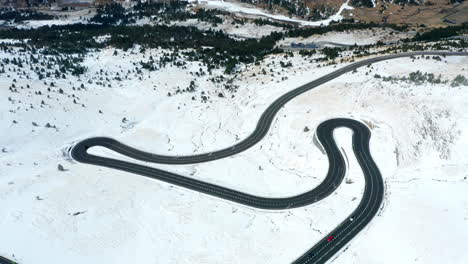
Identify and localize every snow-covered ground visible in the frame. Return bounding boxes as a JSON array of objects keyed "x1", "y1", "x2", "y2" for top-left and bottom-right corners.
[
  {"x1": 0, "y1": 0, "x2": 354, "y2": 31},
  {"x1": 0, "y1": 14, "x2": 89, "y2": 29},
  {"x1": 278, "y1": 28, "x2": 412, "y2": 47},
  {"x1": 1, "y1": 40, "x2": 468, "y2": 264},
  {"x1": 199, "y1": 0, "x2": 354, "y2": 26},
  {"x1": 172, "y1": 16, "x2": 283, "y2": 39}
]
